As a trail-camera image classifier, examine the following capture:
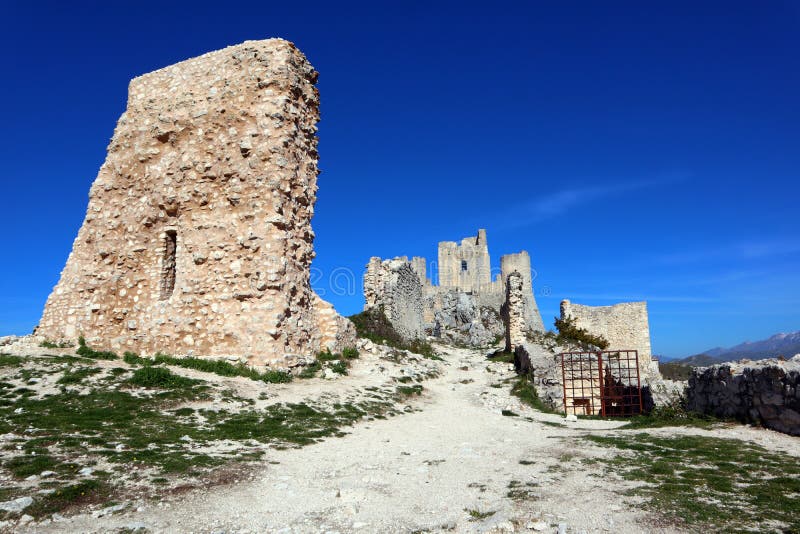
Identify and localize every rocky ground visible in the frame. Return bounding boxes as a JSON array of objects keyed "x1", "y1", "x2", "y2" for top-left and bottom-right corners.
[{"x1": 1, "y1": 340, "x2": 798, "y2": 533}]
